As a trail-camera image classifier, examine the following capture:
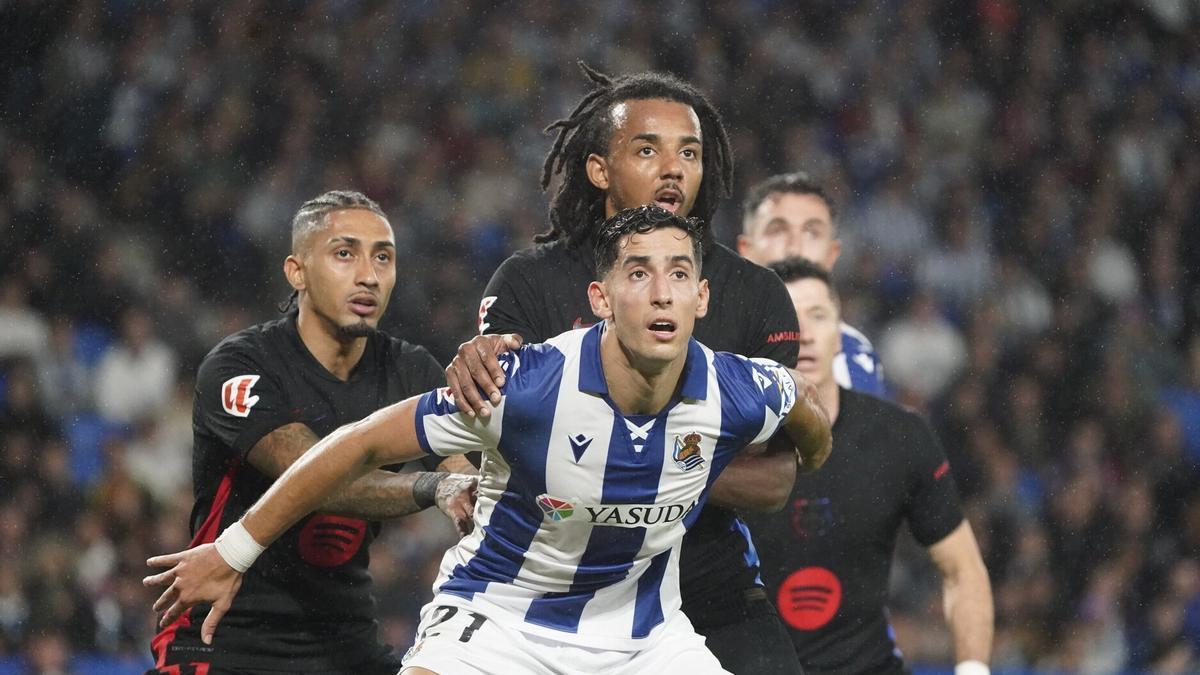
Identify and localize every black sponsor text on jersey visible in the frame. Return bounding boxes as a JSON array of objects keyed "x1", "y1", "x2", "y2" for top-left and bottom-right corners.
[{"x1": 477, "y1": 239, "x2": 800, "y2": 627}]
